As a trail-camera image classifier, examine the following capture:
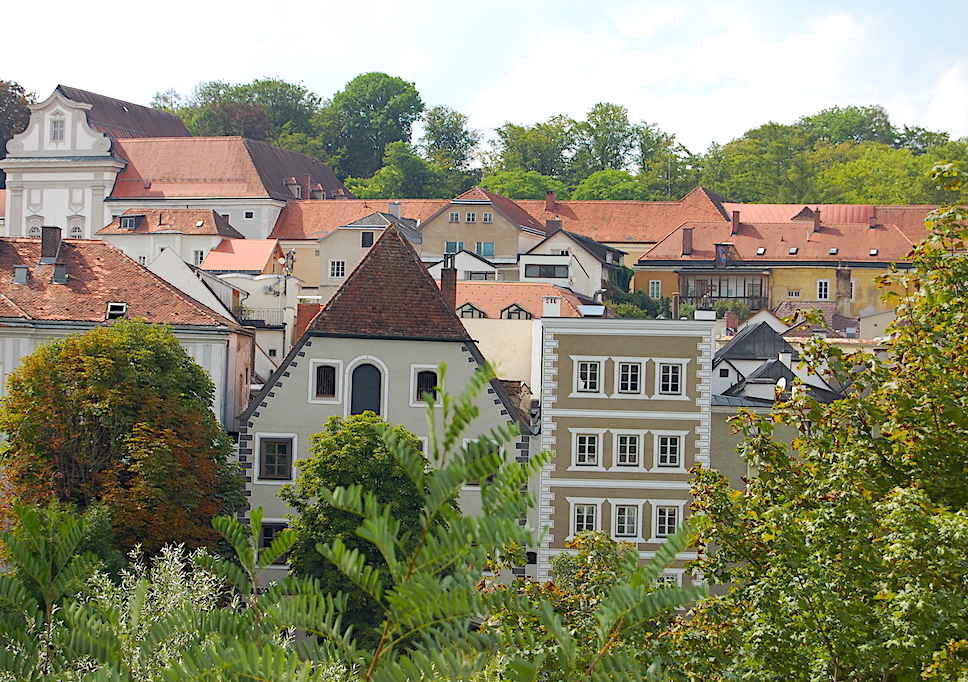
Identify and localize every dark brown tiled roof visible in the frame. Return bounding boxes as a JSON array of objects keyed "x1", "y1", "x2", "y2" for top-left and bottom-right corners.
[
  {"x1": 97, "y1": 209, "x2": 244, "y2": 237},
  {"x1": 308, "y1": 227, "x2": 470, "y2": 341},
  {"x1": 57, "y1": 85, "x2": 189, "y2": 138},
  {"x1": 0, "y1": 238, "x2": 239, "y2": 328}
]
